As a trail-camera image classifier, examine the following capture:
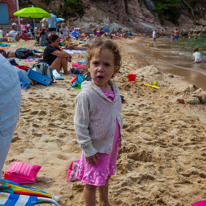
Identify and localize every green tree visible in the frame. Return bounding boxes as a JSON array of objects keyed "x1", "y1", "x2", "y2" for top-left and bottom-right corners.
[
  {"x1": 153, "y1": 0, "x2": 181, "y2": 13},
  {"x1": 64, "y1": 0, "x2": 85, "y2": 17}
]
